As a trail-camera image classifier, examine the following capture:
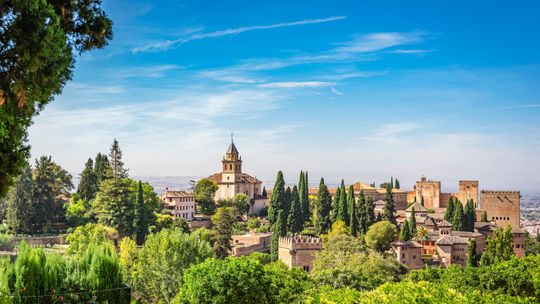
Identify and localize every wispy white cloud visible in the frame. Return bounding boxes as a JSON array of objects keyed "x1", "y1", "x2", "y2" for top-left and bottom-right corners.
[
  {"x1": 131, "y1": 16, "x2": 347, "y2": 53},
  {"x1": 258, "y1": 81, "x2": 335, "y2": 88},
  {"x1": 331, "y1": 87, "x2": 344, "y2": 96},
  {"x1": 386, "y1": 49, "x2": 433, "y2": 54}
]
